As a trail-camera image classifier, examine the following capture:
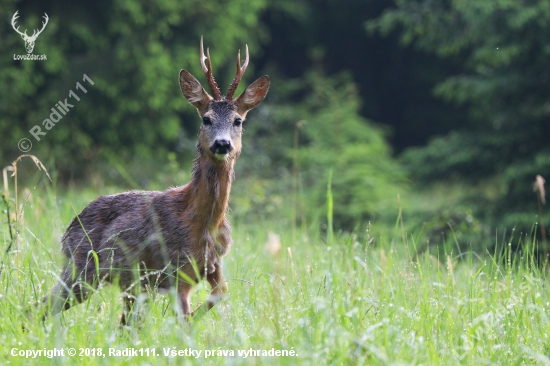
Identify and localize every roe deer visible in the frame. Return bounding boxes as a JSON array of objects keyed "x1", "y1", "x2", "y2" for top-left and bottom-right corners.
[{"x1": 42, "y1": 37, "x2": 269, "y2": 322}]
